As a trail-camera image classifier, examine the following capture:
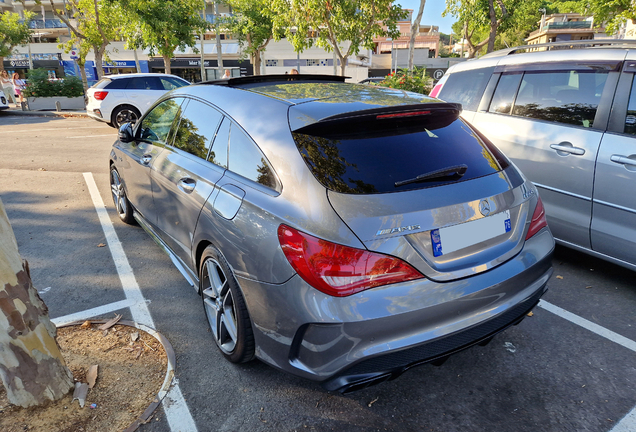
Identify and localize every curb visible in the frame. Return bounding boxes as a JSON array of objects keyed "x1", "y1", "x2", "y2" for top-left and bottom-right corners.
[
  {"x1": 57, "y1": 319, "x2": 177, "y2": 432},
  {"x1": 1, "y1": 109, "x2": 89, "y2": 118}
]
